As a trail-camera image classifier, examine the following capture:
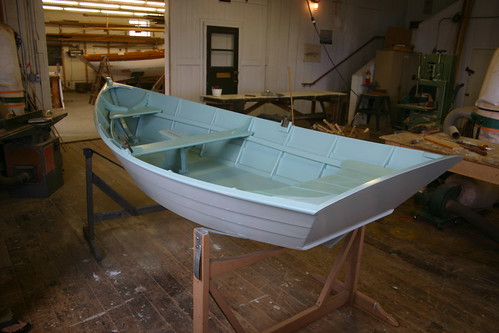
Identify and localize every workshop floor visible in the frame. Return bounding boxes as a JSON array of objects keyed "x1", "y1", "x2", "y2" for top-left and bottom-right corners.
[
  {"x1": 53, "y1": 92, "x2": 99, "y2": 143},
  {"x1": 0, "y1": 139, "x2": 498, "y2": 333}
]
